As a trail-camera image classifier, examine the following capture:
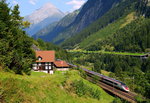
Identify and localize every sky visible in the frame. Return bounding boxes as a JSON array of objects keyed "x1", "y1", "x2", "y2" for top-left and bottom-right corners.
[{"x1": 7, "y1": 0, "x2": 87, "y2": 17}]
